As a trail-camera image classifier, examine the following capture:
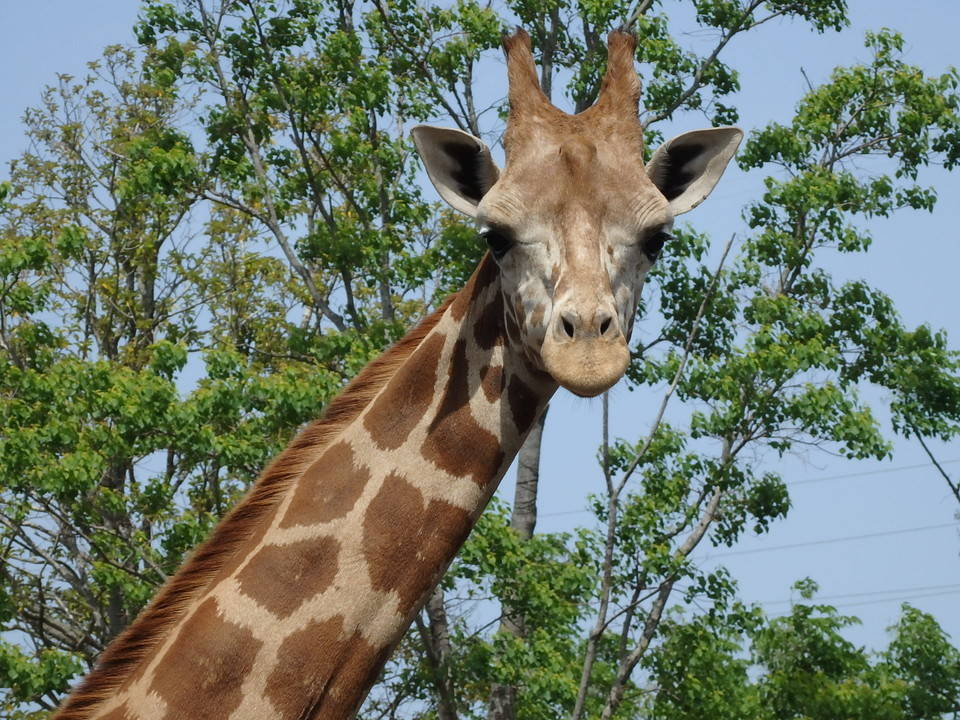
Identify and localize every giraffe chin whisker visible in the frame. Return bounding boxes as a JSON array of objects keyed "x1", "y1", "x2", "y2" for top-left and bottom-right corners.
[{"x1": 540, "y1": 336, "x2": 630, "y2": 398}]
